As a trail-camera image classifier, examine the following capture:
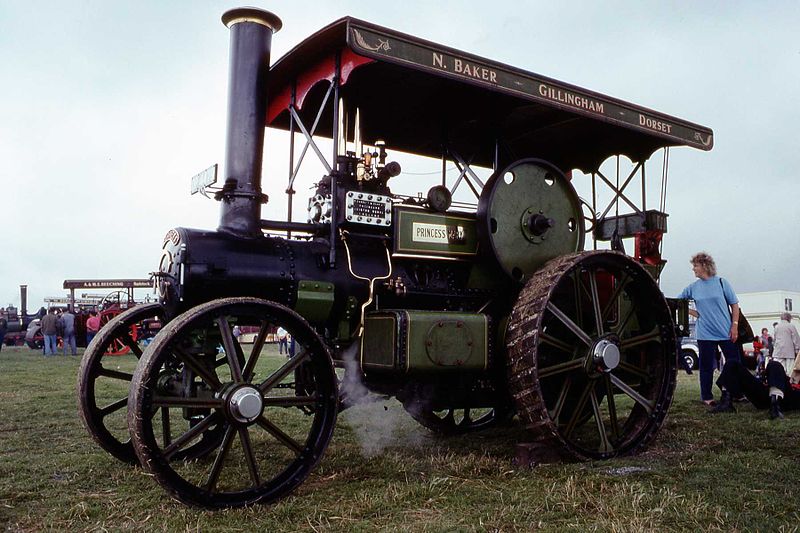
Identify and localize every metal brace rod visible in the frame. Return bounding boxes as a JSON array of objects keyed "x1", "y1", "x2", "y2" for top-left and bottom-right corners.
[
  {"x1": 287, "y1": 81, "x2": 334, "y2": 190},
  {"x1": 449, "y1": 163, "x2": 470, "y2": 196},
  {"x1": 453, "y1": 159, "x2": 481, "y2": 199},
  {"x1": 596, "y1": 161, "x2": 644, "y2": 220},
  {"x1": 289, "y1": 104, "x2": 332, "y2": 176},
  {"x1": 449, "y1": 149, "x2": 485, "y2": 188}
]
